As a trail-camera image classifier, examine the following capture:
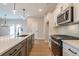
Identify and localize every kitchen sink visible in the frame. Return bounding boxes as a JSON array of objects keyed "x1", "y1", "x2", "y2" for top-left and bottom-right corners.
[{"x1": 17, "y1": 34, "x2": 28, "y2": 37}]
